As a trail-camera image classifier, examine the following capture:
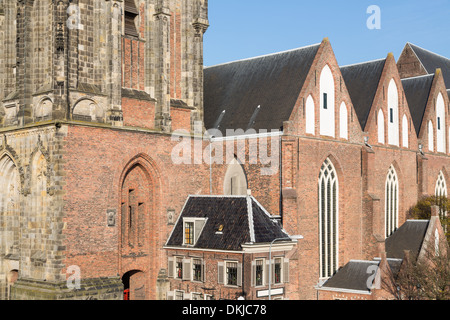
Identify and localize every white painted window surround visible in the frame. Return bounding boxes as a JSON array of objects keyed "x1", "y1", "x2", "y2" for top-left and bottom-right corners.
[
  {"x1": 388, "y1": 79, "x2": 399, "y2": 146},
  {"x1": 378, "y1": 109, "x2": 385, "y2": 144},
  {"x1": 436, "y1": 93, "x2": 446, "y2": 153},
  {"x1": 385, "y1": 166, "x2": 399, "y2": 238},
  {"x1": 339, "y1": 102, "x2": 348, "y2": 140},
  {"x1": 318, "y1": 158, "x2": 339, "y2": 279},
  {"x1": 320, "y1": 65, "x2": 335, "y2": 138},
  {"x1": 402, "y1": 115, "x2": 409, "y2": 148},
  {"x1": 429, "y1": 121, "x2": 434, "y2": 152},
  {"x1": 305, "y1": 95, "x2": 315, "y2": 135}
]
